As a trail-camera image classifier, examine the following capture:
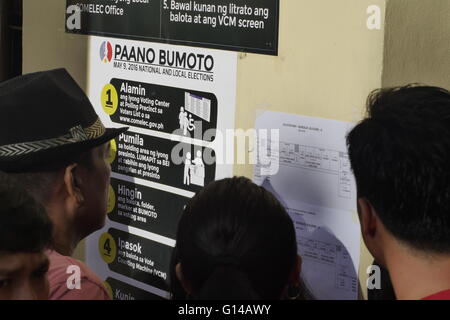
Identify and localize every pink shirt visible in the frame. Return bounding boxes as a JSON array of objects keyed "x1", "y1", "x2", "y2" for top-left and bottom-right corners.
[{"x1": 46, "y1": 250, "x2": 110, "y2": 300}]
